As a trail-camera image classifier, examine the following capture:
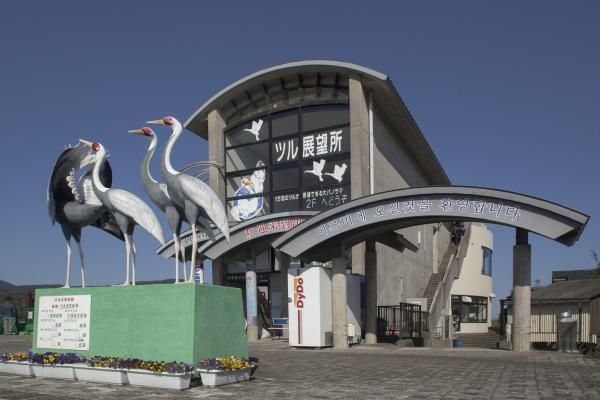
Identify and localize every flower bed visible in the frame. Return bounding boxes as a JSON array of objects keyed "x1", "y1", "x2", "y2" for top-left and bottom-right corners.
[
  {"x1": 0, "y1": 352, "x2": 199, "y2": 389},
  {"x1": 1, "y1": 351, "x2": 85, "y2": 378},
  {"x1": 197, "y1": 356, "x2": 253, "y2": 387},
  {"x1": 126, "y1": 368, "x2": 191, "y2": 390},
  {"x1": 84, "y1": 357, "x2": 193, "y2": 389},
  {"x1": 0, "y1": 353, "x2": 34, "y2": 377},
  {"x1": 74, "y1": 364, "x2": 128, "y2": 385},
  {"x1": 29, "y1": 352, "x2": 85, "y2": 380}
]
